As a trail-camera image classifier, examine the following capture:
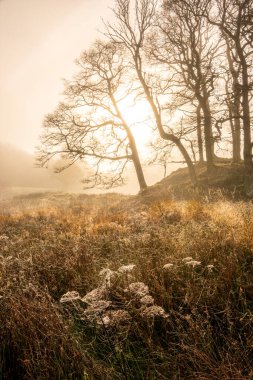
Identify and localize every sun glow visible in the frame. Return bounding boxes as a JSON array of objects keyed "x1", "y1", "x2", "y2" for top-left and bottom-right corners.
[{"x1": 118, "y1": 95, "x2": 154, "y2": 157}]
